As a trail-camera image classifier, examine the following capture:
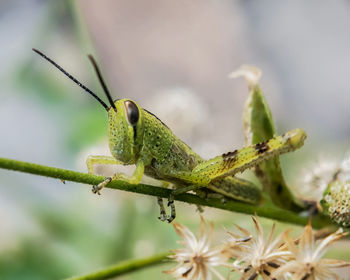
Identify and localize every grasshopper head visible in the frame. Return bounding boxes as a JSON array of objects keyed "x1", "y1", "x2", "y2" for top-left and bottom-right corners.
[
  {"x1": 32, "y1": 49, "x2": 144, "y2": 164},
  {"x1": 108, "y1": 99, "x2": 144, "y2": 164}
]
